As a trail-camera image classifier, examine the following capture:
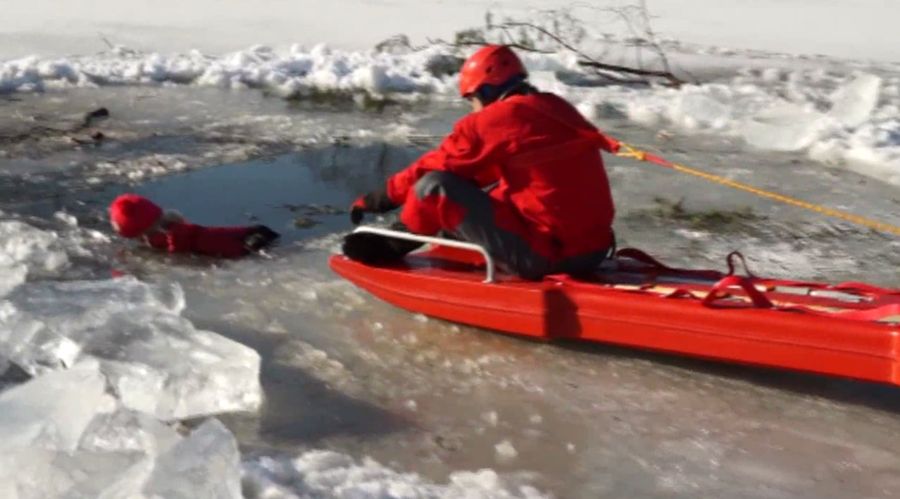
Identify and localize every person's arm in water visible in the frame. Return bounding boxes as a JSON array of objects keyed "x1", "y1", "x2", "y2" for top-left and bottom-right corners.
[
  {"x1": 111, "y1": 194, "x2": 279, "y2": 258},
  {"x1": 386, "y1": 113, "x2": 502, "y2": 204},
  {"x1": 148, "y1": 222, "x2": 279, "y2": 258}
]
